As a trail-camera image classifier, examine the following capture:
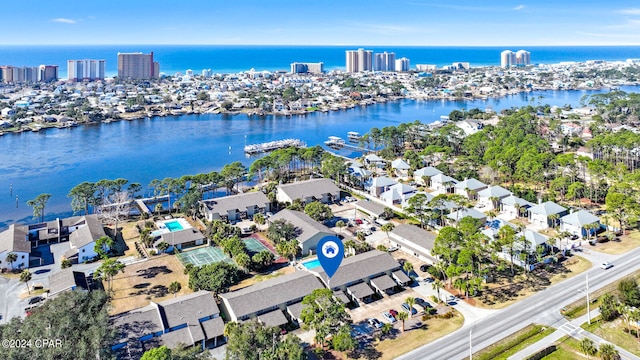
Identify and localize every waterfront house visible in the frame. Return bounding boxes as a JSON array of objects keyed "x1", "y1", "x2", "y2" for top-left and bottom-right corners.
[
  {"x1": 199, "y1": 192, "x2": 271, "y2": 222},
  {"x1": 65, "y1": 215, "x2": 108, "y2": 263},
  {"x1": 389, "y1": 224, "x2": 437, "y2": 264},
  {"x1": 476, "y1": 185, "x2": 512, "y2": 210},
  {"x1": 560, "y1": 210, "x2": 601, "y2": 239},
  {"x1": 0, "y1": 225, "x2": 31, "y2": 270},
  {"x1": 111, "y1": 291, "x2": 225, "y2": 357},
  {"x1": 391, "y1": 158, "x2": 411, "y2": 177},
  {"x1": 380, "y1": 183, "x2": 417, "y2": 206},
  {"x1": 219, "y1": 271, "x2": 324, "y2": 326},
  {"x1": 48, "y1": 269, "x2": 90, "y2": 297},
  {"x1": 363, "y1": 154, "x2": 385, "y2": 168},
  {"x1": 454, "y1": 178, "x2": 487, "y2": 200},
  {"x1": 529, "y1": 201, "x2": 568, "y2": 229},
  {"x1": 365, "y1": 176, "x2": 397, "y2": 197},
  {"x1": 414, "y1": 166, "x2": 442, "y2": 186},
  {"x1": 268, "y1": 209, "x2": 336, "y2": 255},
  {"x1": 276, "y1": 178, "x2": 340, "y2": 205},
  {"x1": 307, "y1": 250, "x2": 409, "y2": 303},
  {"x1": 429, "y1": 173, "x2": 458, "y2": 194}
]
